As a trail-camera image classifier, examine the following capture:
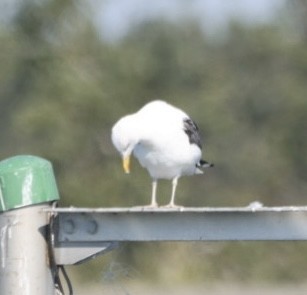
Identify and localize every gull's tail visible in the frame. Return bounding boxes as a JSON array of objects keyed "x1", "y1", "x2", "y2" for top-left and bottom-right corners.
[{"x1": 196, "y1": 159, "x2": 214, "y2": 174}]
